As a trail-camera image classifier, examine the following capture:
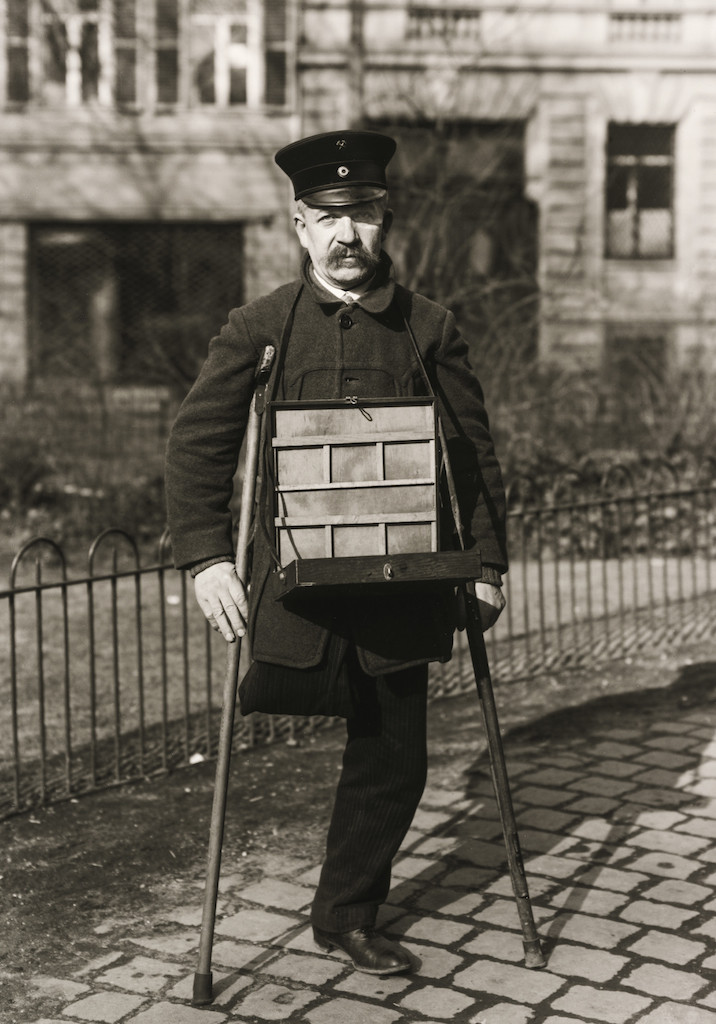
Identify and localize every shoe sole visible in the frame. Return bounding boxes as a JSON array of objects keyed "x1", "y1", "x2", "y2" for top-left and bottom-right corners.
[{"x1": 313, "y1": 934, "x2": 412, "y2": 975}]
